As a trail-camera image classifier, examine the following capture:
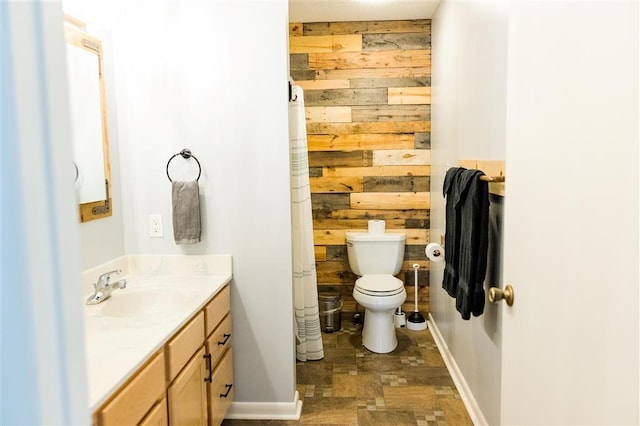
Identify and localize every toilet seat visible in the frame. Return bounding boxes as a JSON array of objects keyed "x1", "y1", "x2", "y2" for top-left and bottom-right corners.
[{"x1": 355, "y1": 275, "x2": 404, "y2": 297}]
